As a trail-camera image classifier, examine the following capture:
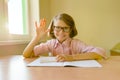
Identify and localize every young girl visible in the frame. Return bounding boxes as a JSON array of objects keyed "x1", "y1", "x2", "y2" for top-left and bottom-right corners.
[{"x1": 23, "y1": 13, "x2": 107, "y2": 61}]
